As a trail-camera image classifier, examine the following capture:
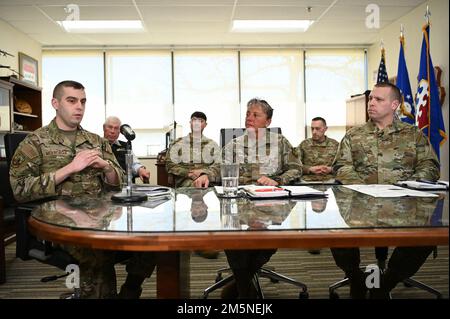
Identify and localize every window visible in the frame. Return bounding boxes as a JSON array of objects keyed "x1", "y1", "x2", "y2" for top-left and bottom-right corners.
[
  {"x1": 105, "y1": 51, "x2": 172, "y2": 129},
  {"x1": 42, "y1": 48, "x2": 366, "y2": 156},
  {"x1": 105, "y1": 51, "x2": 172, "y2": 156},
  {"x1": 240, "y1": 50, "x2": 304, "y2": 146},
  {"x1": 42, "y1": 51, "x2": 105, "y2": 135},
  {"x1": 173, "y1": 50, "x2": 239, "y2": 143},
  {"x1": 305, "y1": 49, "x2": 365, "y2": 142}
]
